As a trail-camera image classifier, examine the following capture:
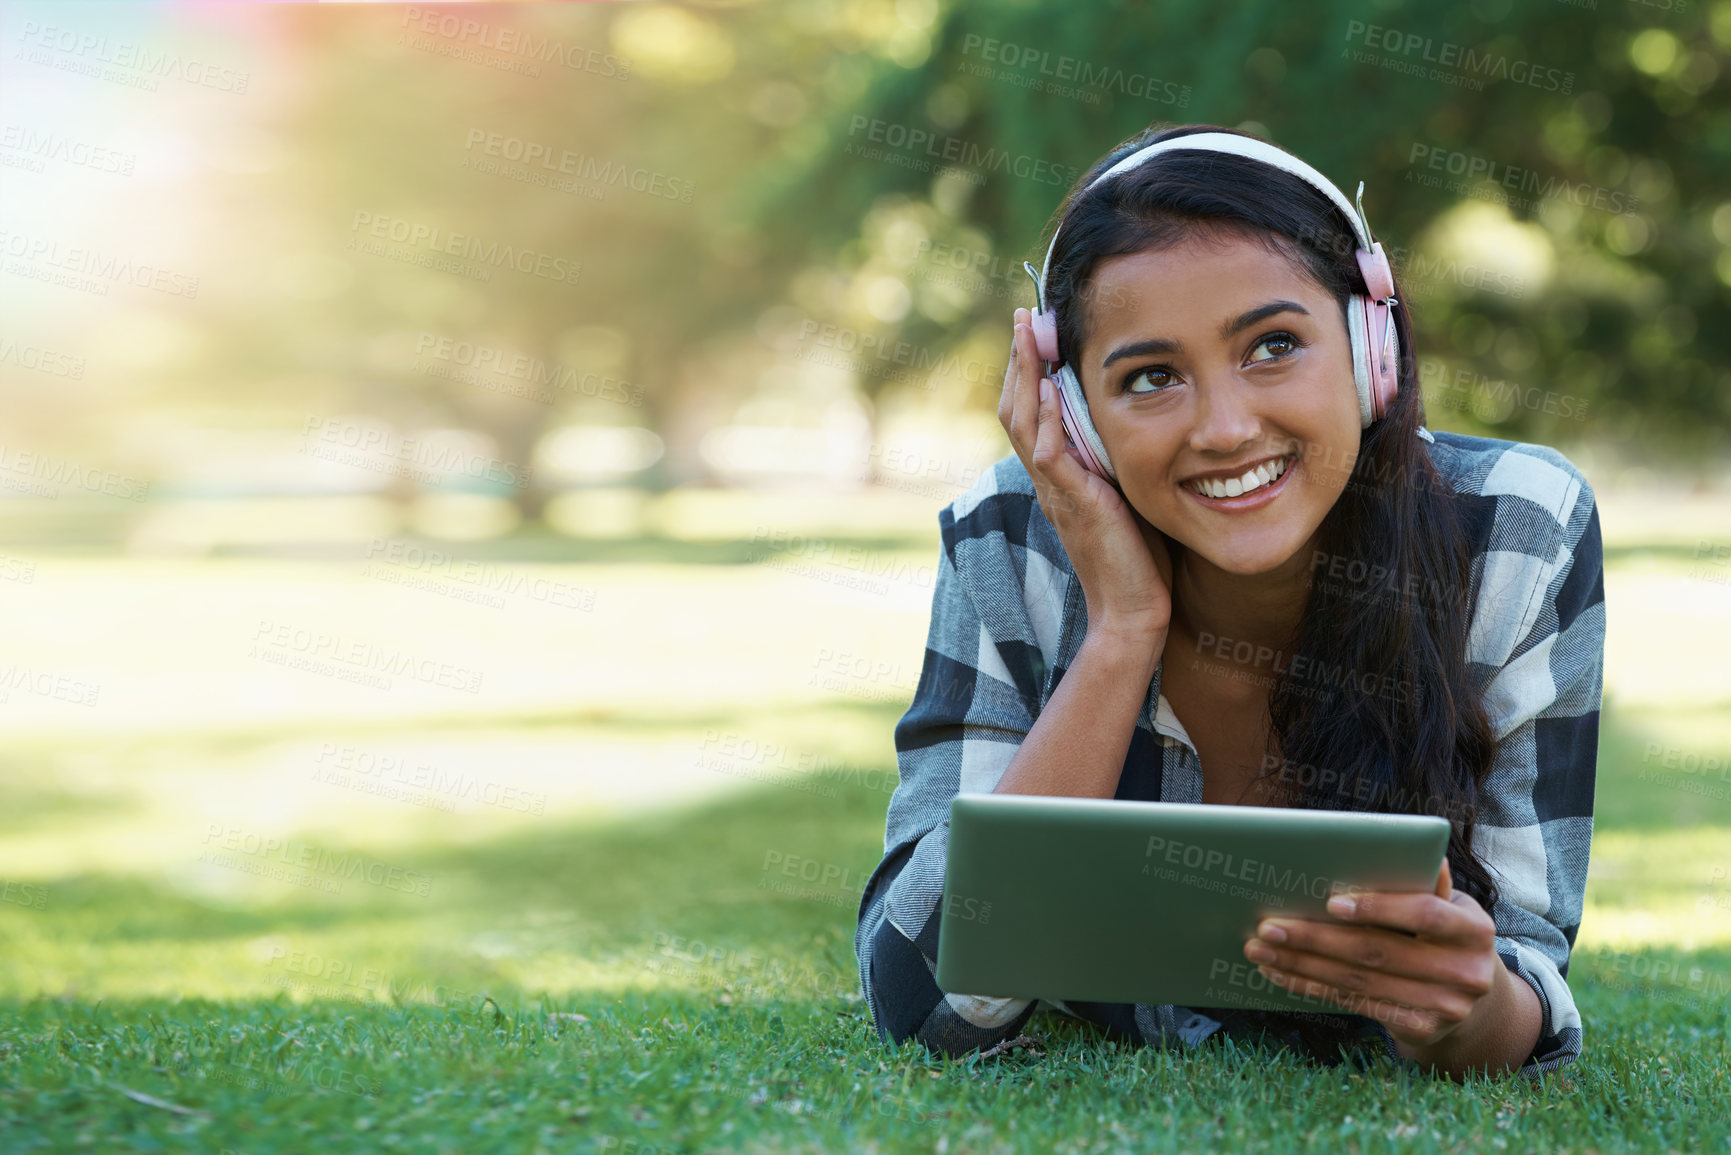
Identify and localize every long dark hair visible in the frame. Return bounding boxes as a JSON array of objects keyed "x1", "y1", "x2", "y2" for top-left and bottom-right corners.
[{"x1": 1039, "y1": 123, "x2": 1500, "y2": 1010}]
